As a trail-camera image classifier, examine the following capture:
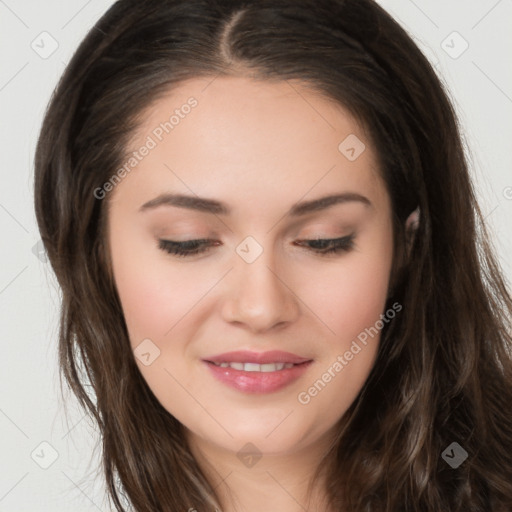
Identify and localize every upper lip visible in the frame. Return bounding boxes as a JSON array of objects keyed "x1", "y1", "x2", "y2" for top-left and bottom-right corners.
[{"x1": 204, "y1": 350, "x2": 312, "y2": 365}]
